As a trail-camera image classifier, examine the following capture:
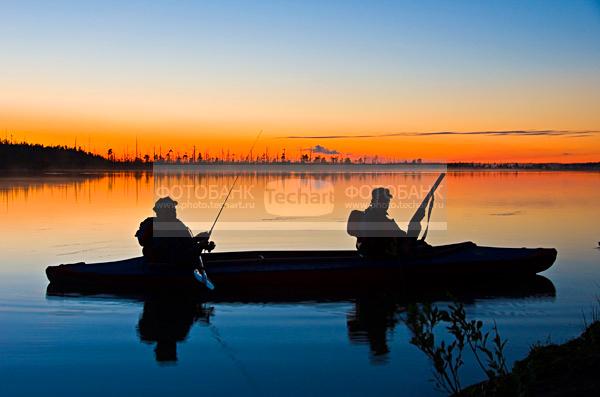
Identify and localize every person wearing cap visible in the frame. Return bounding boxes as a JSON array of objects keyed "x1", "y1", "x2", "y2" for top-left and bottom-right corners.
[
  {"x1": 135, "y1": 197, "x2": 215, "y2": 267},
  {"x1": 350, "y1": 187, "x2": 413, "y2": 258}
]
